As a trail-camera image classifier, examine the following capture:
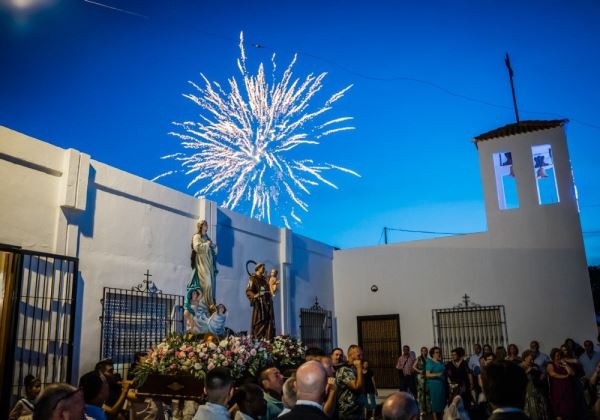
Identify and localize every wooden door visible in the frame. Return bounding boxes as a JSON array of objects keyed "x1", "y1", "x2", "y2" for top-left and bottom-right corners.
[{"x1": 357, "y1": 314, "x2": 401, "y2": 388}]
